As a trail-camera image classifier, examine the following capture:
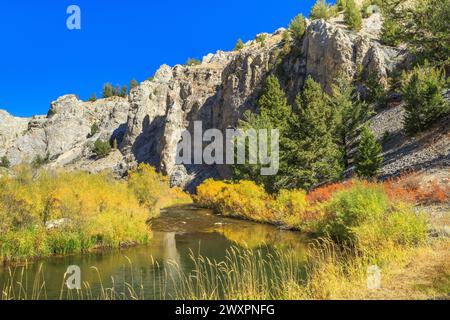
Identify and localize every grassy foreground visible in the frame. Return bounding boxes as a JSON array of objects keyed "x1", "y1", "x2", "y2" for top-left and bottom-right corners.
[
  {"x1": 2, "y1": 239, "x2": 448, "y2": 300},
  {"x1": 0, "y1": 164, "x2": 191, "y2": 263}
]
